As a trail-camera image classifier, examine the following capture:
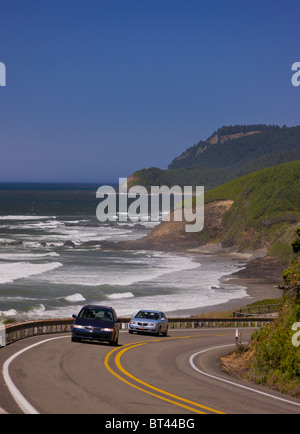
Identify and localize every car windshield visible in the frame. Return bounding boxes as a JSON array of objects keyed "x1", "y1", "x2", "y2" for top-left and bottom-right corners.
[
  {"x1": 135, "y1": 311, "x2": 160, "y2": 320},
  {"x1": 79, "y1": 308, "x2": 113, "y2": 321}
]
